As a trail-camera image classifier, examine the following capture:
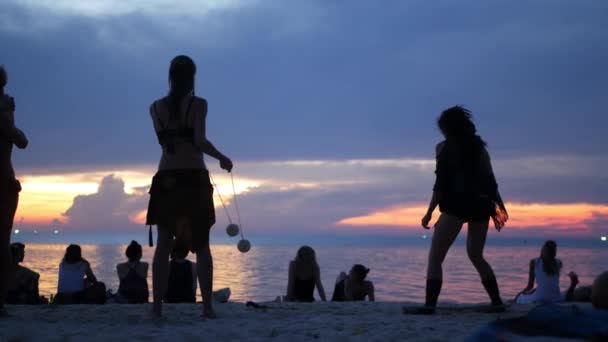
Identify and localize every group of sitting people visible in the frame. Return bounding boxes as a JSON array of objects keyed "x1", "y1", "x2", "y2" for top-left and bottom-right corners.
[
  {"x1": 5, "y1": 240, "x2": 607, "y2": 309},
  {"x1": 5, "y1": 240, "x2": 208, "y2": 305}
]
